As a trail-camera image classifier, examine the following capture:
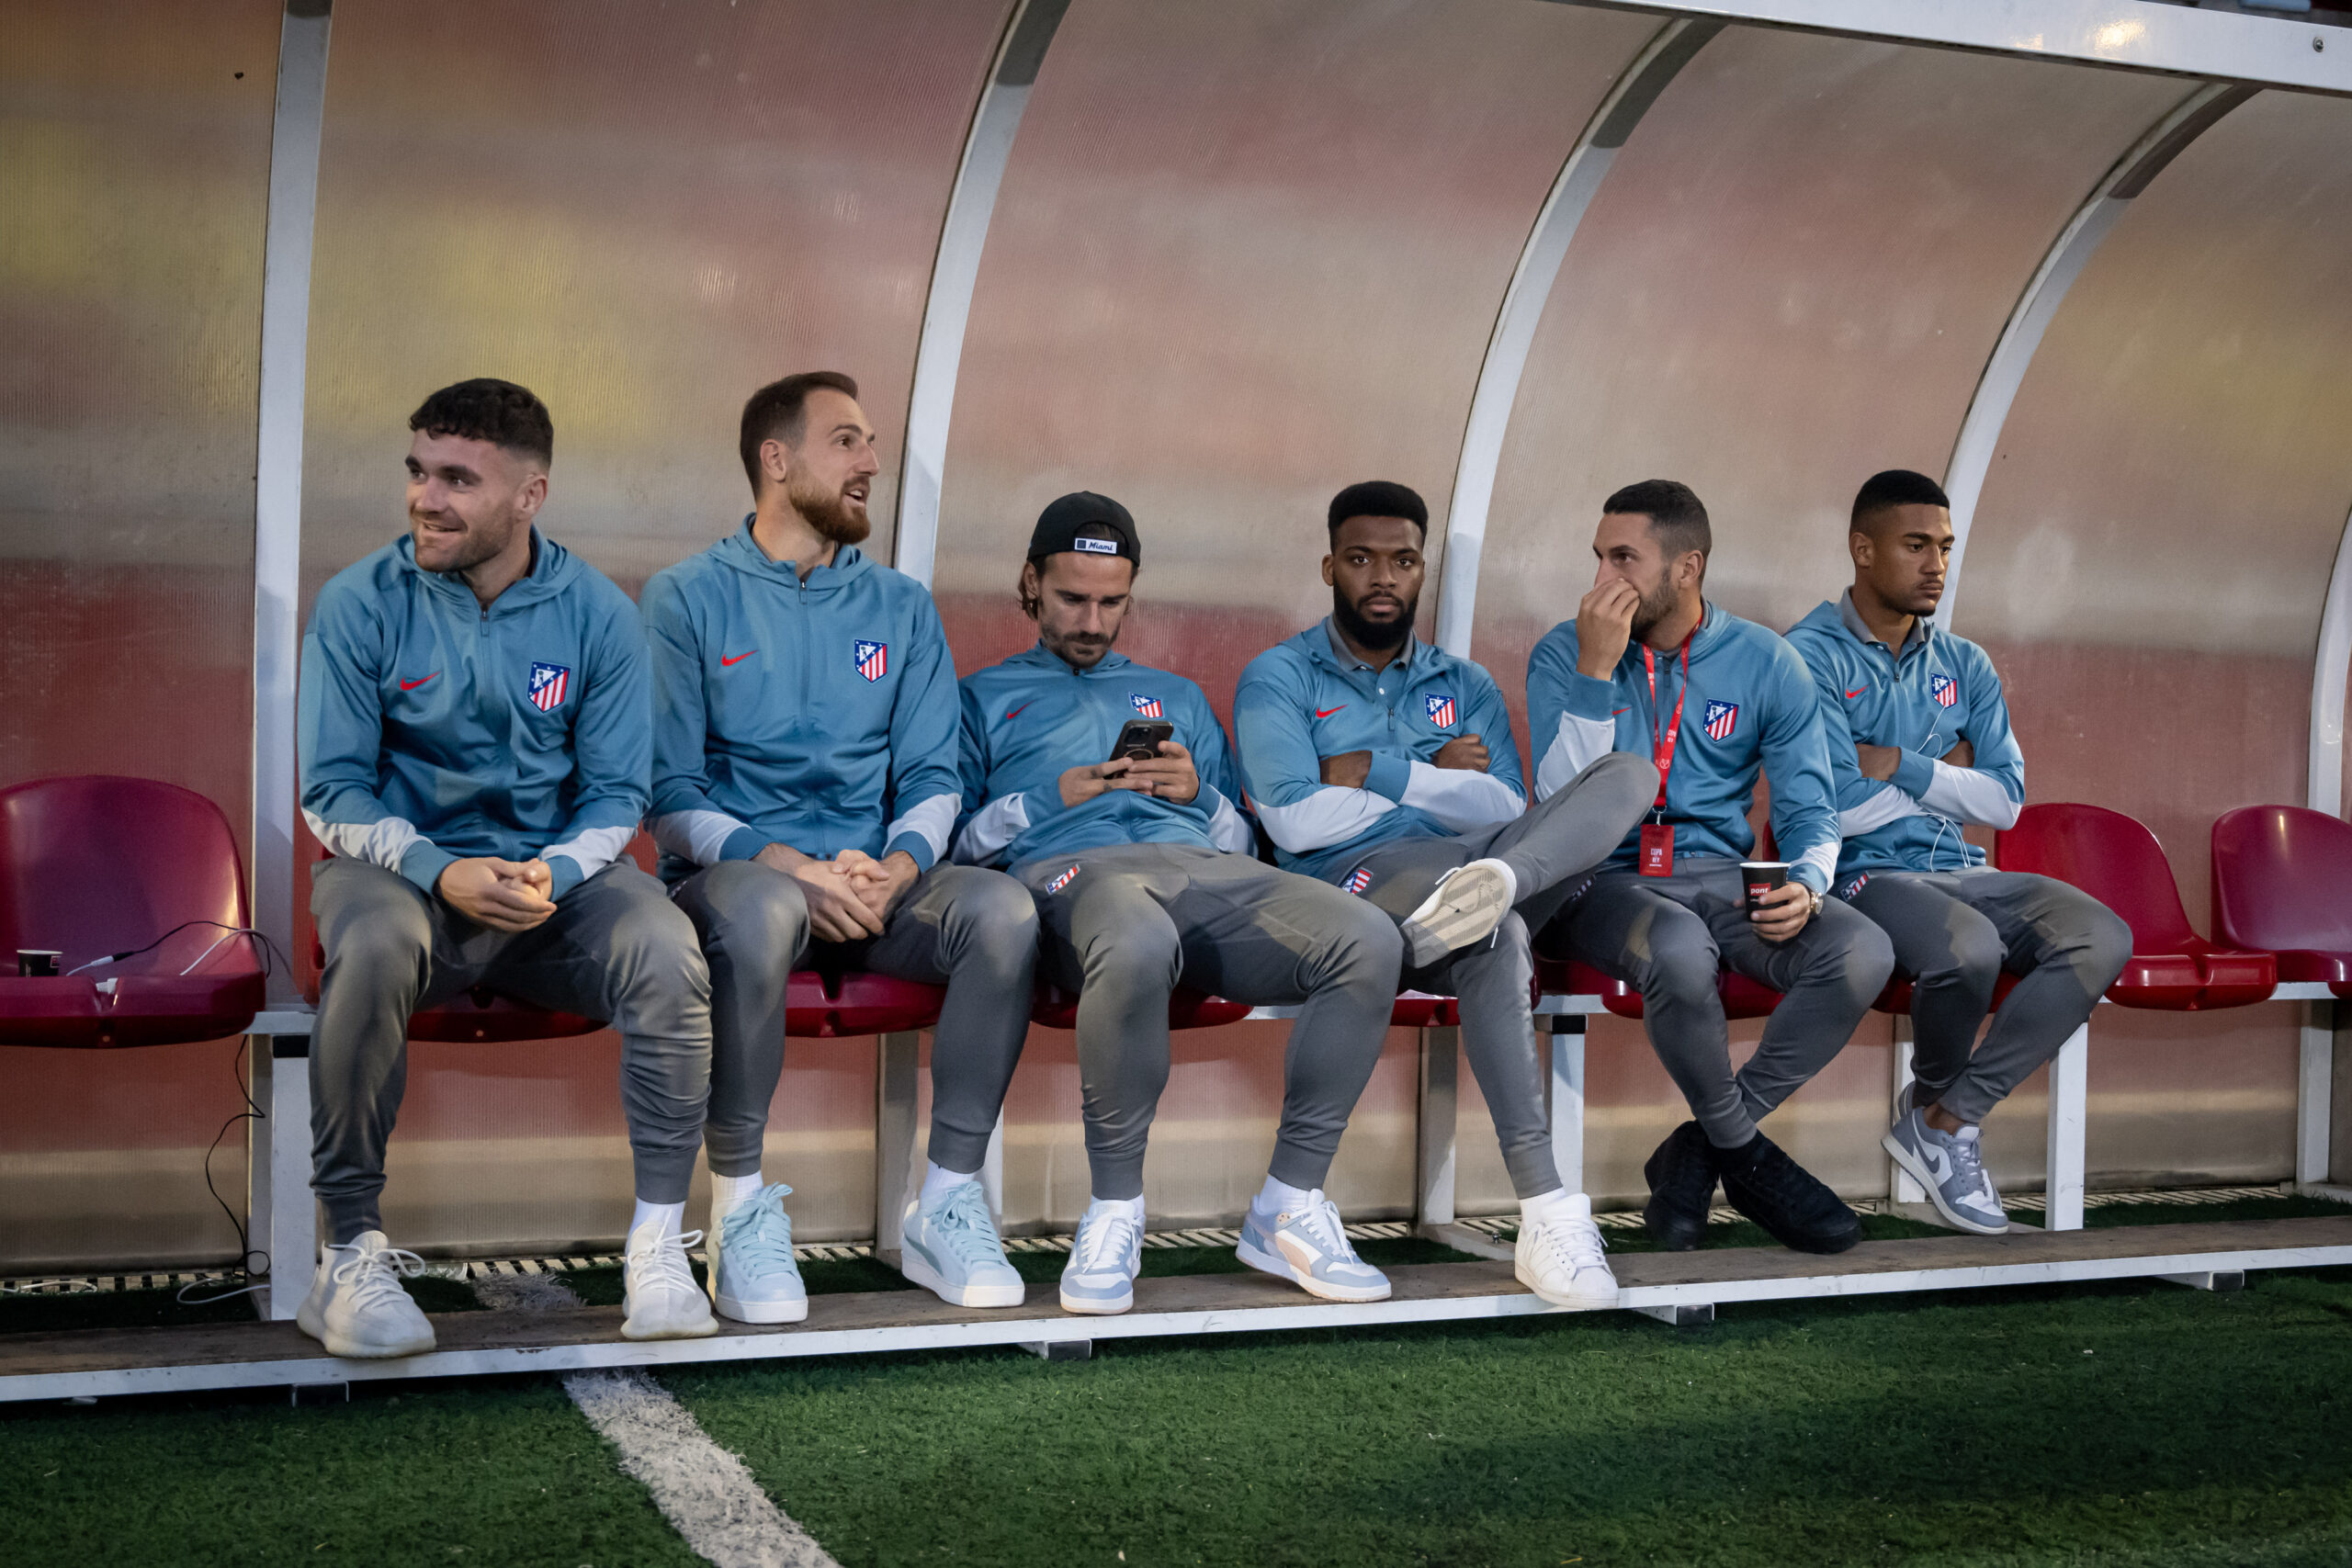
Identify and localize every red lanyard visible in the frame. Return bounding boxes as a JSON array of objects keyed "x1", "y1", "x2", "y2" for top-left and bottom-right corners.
[{"x1": 1642, "y1": 637, "x2": 1692, "y2": 817}]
